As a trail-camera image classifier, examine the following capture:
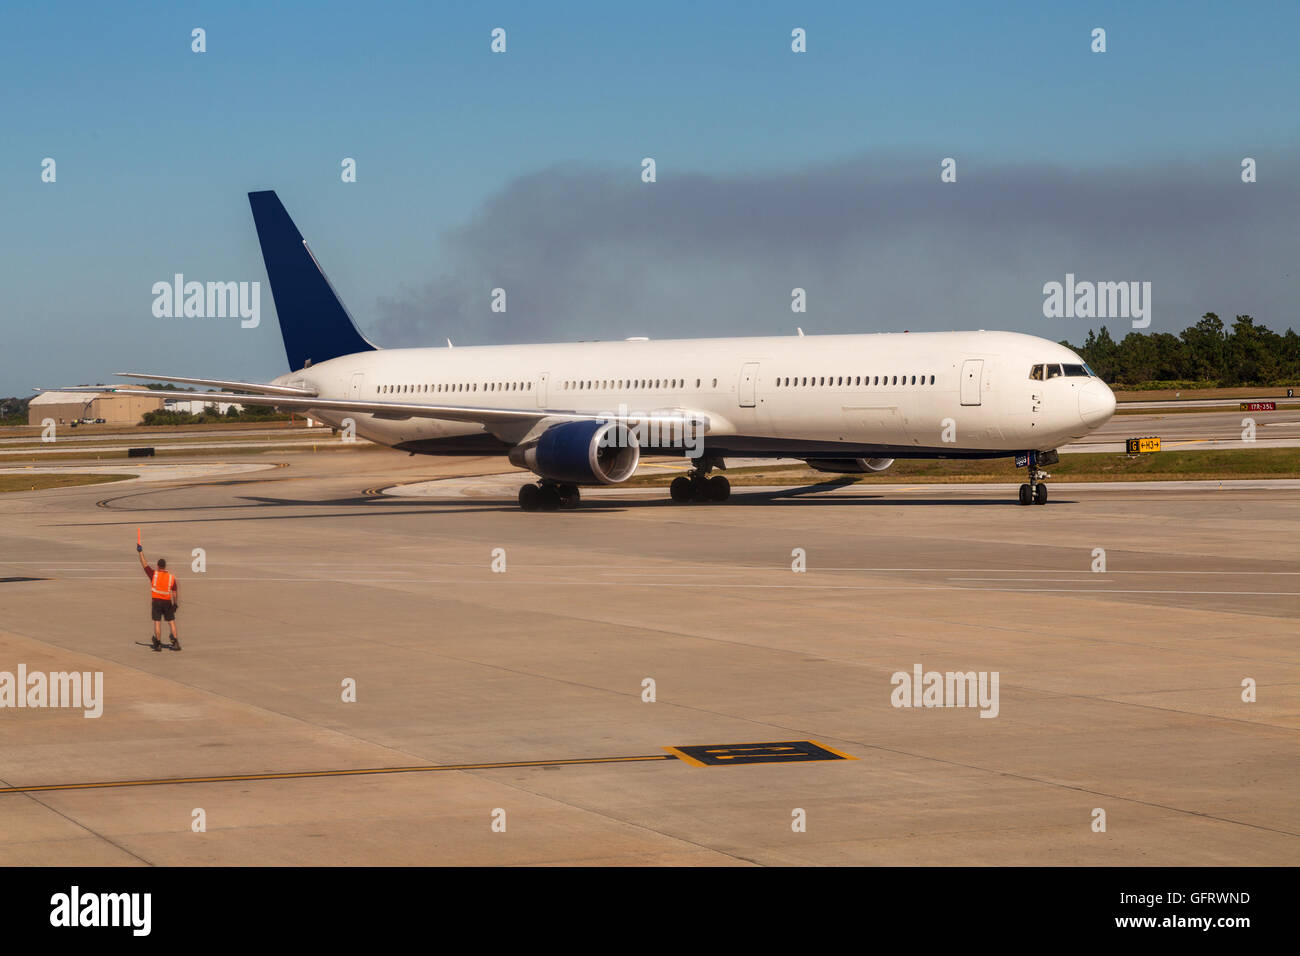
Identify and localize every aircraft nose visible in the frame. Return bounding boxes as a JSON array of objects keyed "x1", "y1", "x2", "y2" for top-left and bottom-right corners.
[{"x1": 1079, "y1": 379, "x2": 1117, "y2": 427}]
